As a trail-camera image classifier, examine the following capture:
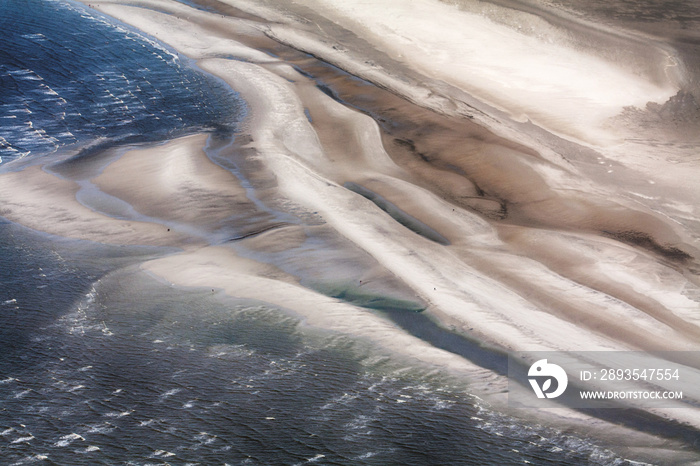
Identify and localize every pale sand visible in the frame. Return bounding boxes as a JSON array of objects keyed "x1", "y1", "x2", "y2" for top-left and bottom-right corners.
[
  {"x1": 268, "y1": 0, "x2": 676, "y2": 144},
  {"x1": 0, "y1": 163, "x2": 188, "y2": 247},
  {"x1": 93, "y1": 133, "x2": 268, "y2": 241},
  {"x1": 2, "y1": 0, "x2": 698, "y2": 459}
]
